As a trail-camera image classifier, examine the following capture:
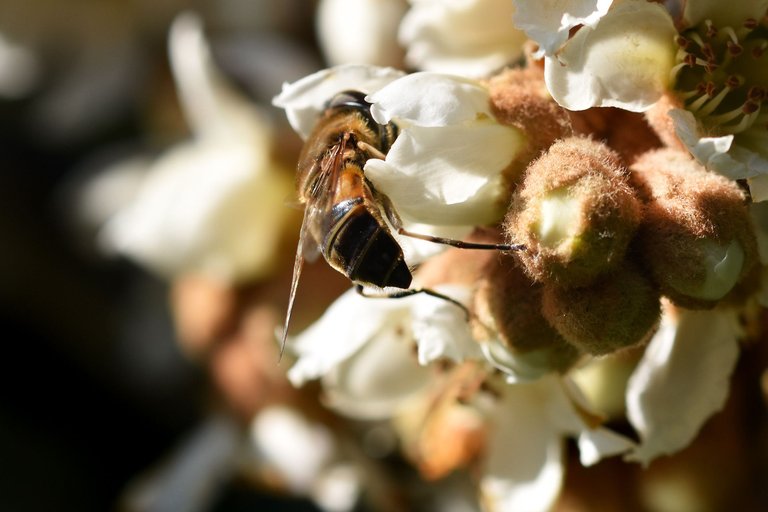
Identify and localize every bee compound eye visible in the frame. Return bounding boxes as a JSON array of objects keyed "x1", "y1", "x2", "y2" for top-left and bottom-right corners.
[{"x1": 327, "y1": 90, "x2": 370, "y2": 110}]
